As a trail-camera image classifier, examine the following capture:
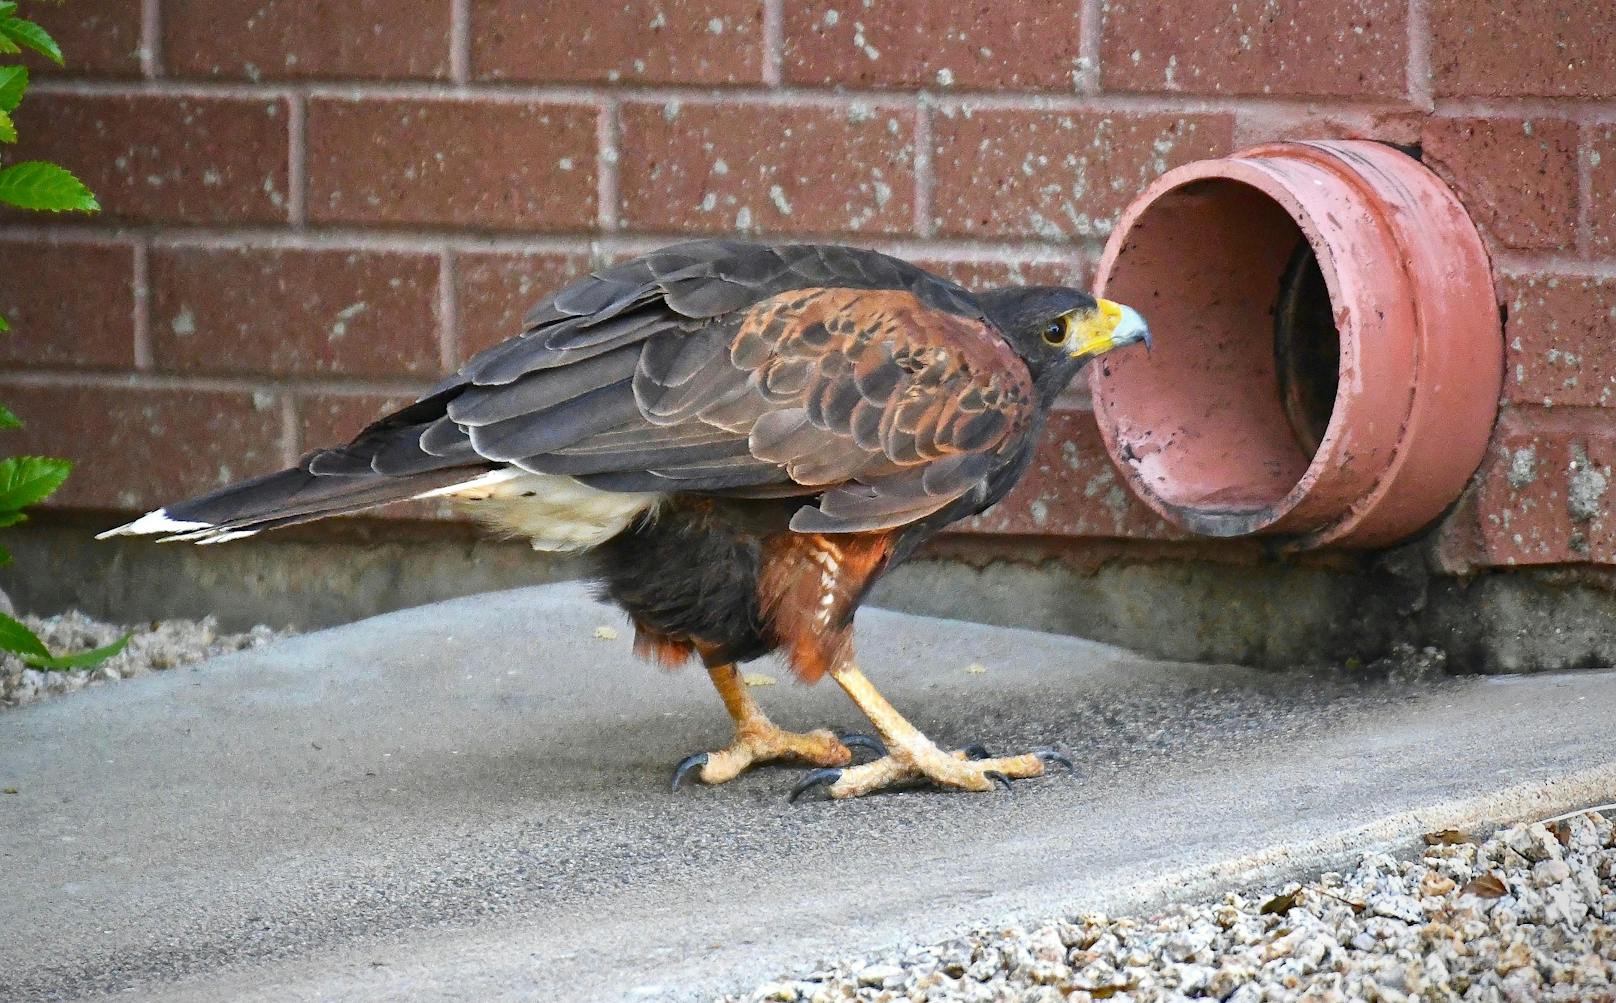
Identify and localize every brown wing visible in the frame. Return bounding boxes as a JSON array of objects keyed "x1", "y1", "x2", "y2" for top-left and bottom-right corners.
[
  {"x1": 338, "y1": 240, "x2": 1034, "y2": 534},
  {"x1": 628, "y1": 286, "x2": 1036, "y2": 532}
]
